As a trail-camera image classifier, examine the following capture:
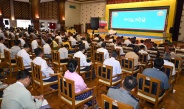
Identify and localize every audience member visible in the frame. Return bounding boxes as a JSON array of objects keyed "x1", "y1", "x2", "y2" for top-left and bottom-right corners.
[
  {"x1": 31, "y1": 37, "x2": 40, "y2": 52},
  {"x1": 81, "y1": 37, "x2": 90, "y2": 50},
  {"x1": 19, "y1": 32, "x2": 25, "y2": 47},
  {"x1": 124, "y1": 38, "x2": 131, "y2": 46},
  {"x1": 97, "y1": 42, "x2": 109, "y2": 60},
  {"x1": 0, "y1": 36, "x2": 9, "y2": 58},
  {"x1": 43, "y1": 39, "x2": 52, "y2": 58},
  {"x1": 107, "y1": 76, "x2": 138, "y2": 109},
  {"x1": 10, "y1": 40, "x2": 21, "y2": 59},
  {"x1": 138, "y1": 45, "x2": 150, "y2": 60},
  {"x1": 163, "y1": 52, "x2": 176, "y2": 76},
  {"x1": 58, "y1": 44, "x2": 69, "y2": 63}
]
